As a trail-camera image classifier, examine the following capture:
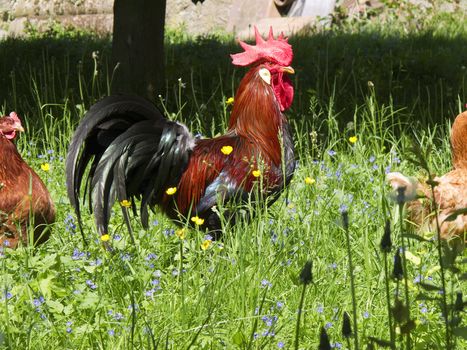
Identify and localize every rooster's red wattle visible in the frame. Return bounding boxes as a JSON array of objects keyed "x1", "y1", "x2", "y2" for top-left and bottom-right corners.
[{"x1": 66, "y1": 27, "x2": 295, "y2": 238}]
